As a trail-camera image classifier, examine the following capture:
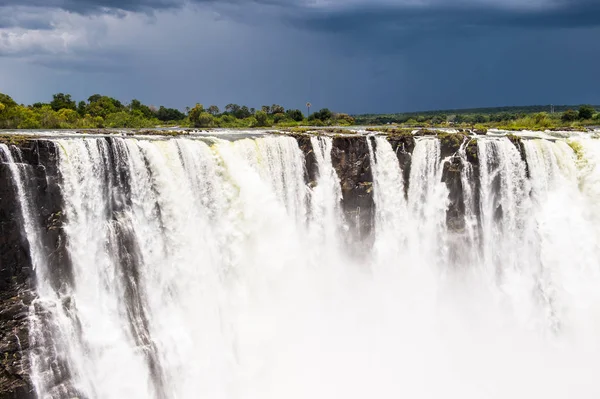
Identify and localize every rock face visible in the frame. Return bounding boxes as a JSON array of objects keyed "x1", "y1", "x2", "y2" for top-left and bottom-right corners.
[
  {"x1": 330, "y1": 137, "x2": 374, "y2": 252},
  {"x1": 0, "y1": 160, "x2": 36, "y2": 399},
  {"x1": 294, "y1": 134, "x2": 375, "y2": 255},
  {"x1": 0, "y1": 140, "x2": 67, "y2": 399}
]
